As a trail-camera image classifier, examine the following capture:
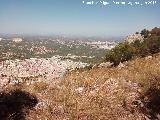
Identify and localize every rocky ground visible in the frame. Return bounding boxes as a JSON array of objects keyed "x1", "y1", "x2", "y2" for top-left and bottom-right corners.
[{"x1": 0, "y1": 53, "x2": 160, "y2": 120}]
